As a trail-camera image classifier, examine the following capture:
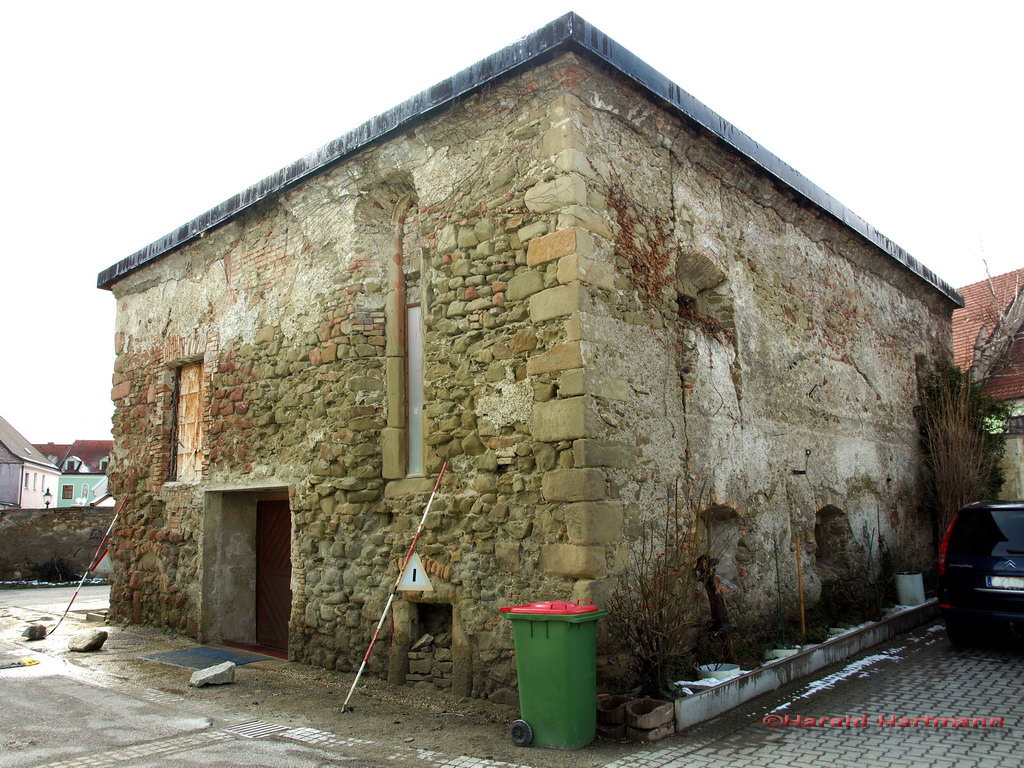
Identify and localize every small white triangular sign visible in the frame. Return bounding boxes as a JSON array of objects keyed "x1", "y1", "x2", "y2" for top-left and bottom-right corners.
[{"x1": 397, "y1": 552, "x2": 433, "y2": 592}]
